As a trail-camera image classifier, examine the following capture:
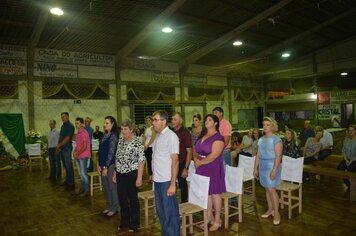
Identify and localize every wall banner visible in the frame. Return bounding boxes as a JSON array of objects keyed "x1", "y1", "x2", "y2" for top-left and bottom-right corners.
[
  {"x1": 0, "y1": 44, "x2": 27, "y2": 75},
  {"x1": 317, "y1": 104, "x2": 341, "y2": 120},
  {"x1": 35, "y1": 48, "x2": 115, "y2": 67},
  {"x1": 33, "y1": 62, "x2": 77, "y2": 78}
]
